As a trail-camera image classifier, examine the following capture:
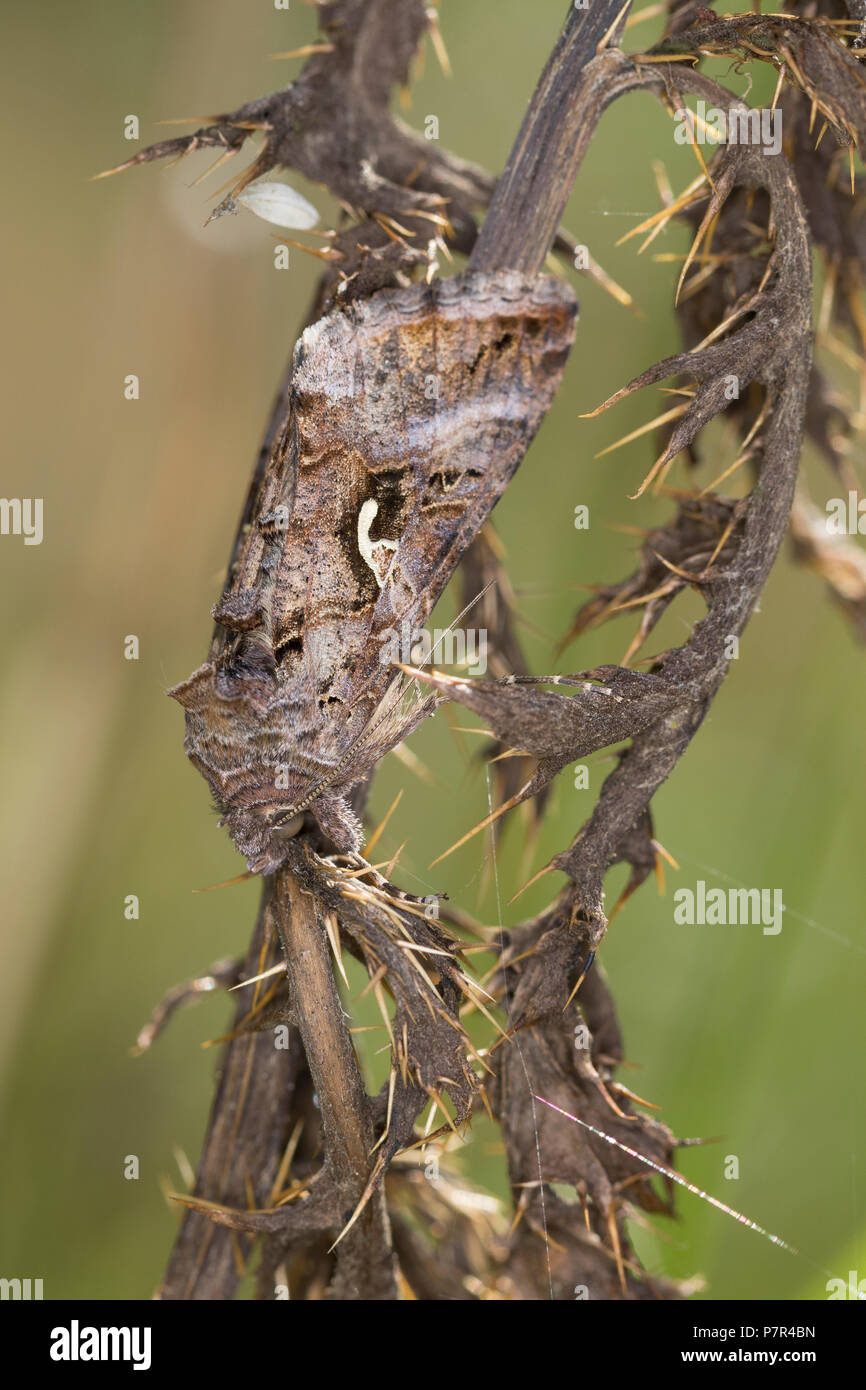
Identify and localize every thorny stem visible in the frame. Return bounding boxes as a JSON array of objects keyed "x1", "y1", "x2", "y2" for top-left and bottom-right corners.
[
  {"x1": 469, "y1": 0, "x2": 630, "y2": 275},
  {"x1": 273, "y1": 871, "x2": 397, "y2": 1300},
  {"x1": 152, "y1": 0, "x2": 823, "y2": 1300},
  {"x1": 158, "y1": 887, "x2": 299, "y2": 1300}
]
